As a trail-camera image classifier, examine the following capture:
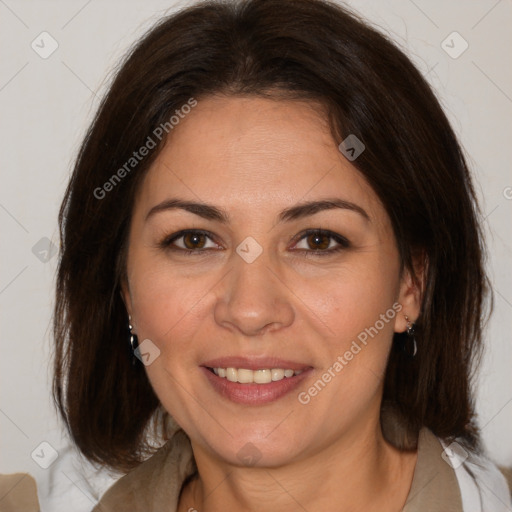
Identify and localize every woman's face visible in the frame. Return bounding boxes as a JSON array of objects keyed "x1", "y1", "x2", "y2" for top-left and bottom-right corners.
[{"x1": 122, "y1": 95, "x2": 420, "y2": 467}]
